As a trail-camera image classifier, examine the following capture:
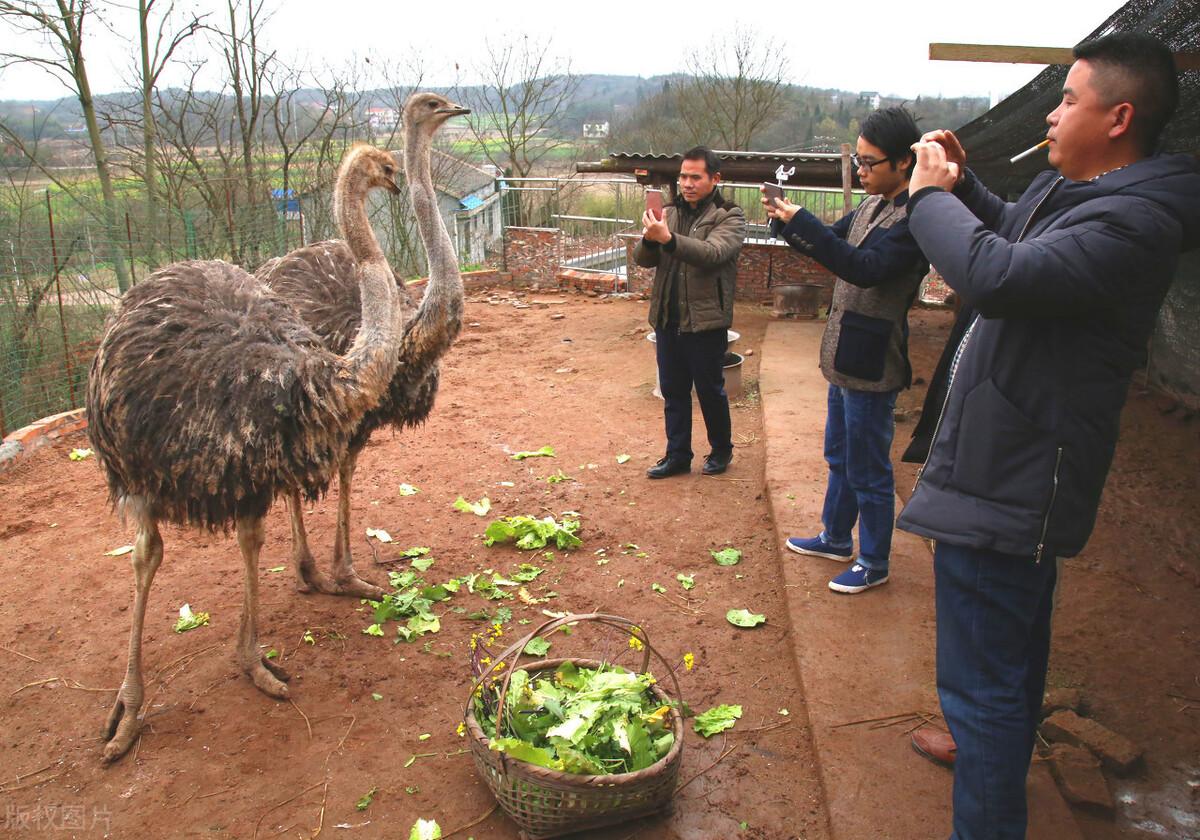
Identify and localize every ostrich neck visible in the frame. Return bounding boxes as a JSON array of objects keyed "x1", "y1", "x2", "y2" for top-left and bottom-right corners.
[
  {"x1": 337, "y1": 167, "x2": 402, "y2": 412},
  {"x1": 402, "y1": 126, "x2": 464, "y2": 370}
]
